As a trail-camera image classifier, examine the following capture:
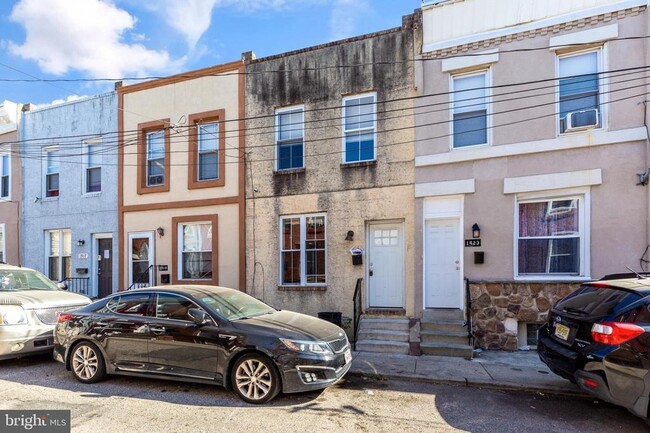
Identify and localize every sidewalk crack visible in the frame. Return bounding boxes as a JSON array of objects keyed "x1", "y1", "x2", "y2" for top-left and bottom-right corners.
[{"x1": 480, "y1": 363, "x2": 494, "y2": 380}]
